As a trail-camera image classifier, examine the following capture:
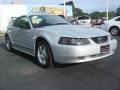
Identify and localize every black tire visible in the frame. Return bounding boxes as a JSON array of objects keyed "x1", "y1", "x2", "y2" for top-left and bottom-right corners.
[
  {"x1": 35, "y1": 40, "x2": 53, "y2": 68},
  {"x1": 5, "y1": 36, "x2": 13, "y2": 52},
  {"x1": 109, "y1": 27, "x2": 120, "y2": 36}
]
